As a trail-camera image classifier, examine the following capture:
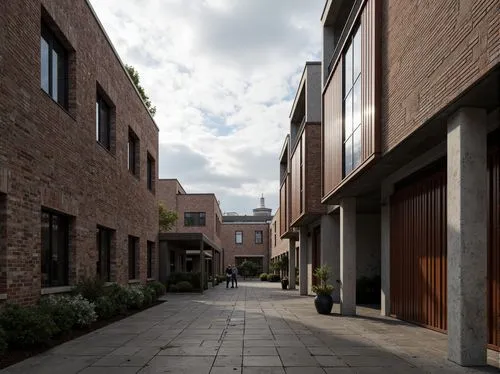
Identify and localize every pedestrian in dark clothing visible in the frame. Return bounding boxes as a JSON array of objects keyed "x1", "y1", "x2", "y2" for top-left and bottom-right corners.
[
  {"x1": 231, "y1": 265, "x2": 238, "y2": 288},
  {"x1": 225, "y1": 265, "x2": 232, "y2": 288}
]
